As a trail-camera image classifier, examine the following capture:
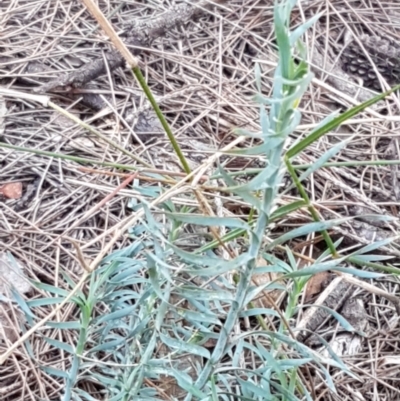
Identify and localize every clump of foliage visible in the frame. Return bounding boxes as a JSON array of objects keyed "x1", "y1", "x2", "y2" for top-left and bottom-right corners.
[{"x1": 13, "y1": 1, "x2": 398, "y2": 400}]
